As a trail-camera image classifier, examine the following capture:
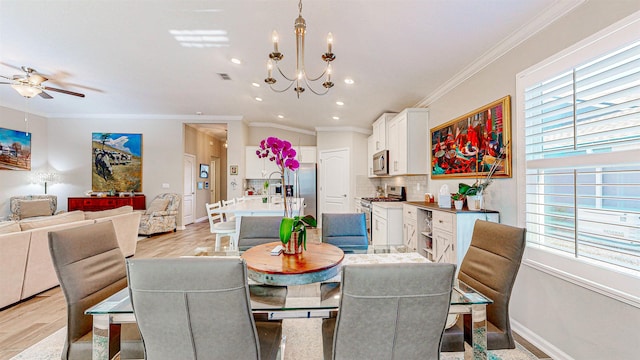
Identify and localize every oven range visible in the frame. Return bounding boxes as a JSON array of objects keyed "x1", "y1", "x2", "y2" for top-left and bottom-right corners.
[{"x1": 360, "y1": 186, "x2": 406, "y2": 242}]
